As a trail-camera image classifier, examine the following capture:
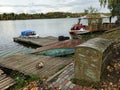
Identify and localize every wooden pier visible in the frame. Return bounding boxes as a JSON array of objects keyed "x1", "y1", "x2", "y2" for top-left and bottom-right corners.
[
  {"x1": 0, "y1": 53, "x2": 72, "y2": 78},
  {"x1": 13, "y1": 36, "x2": 59, "y2": 46},
  {"x1": 0, "y1": 69, "x2": 15, "y2": 90}
]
